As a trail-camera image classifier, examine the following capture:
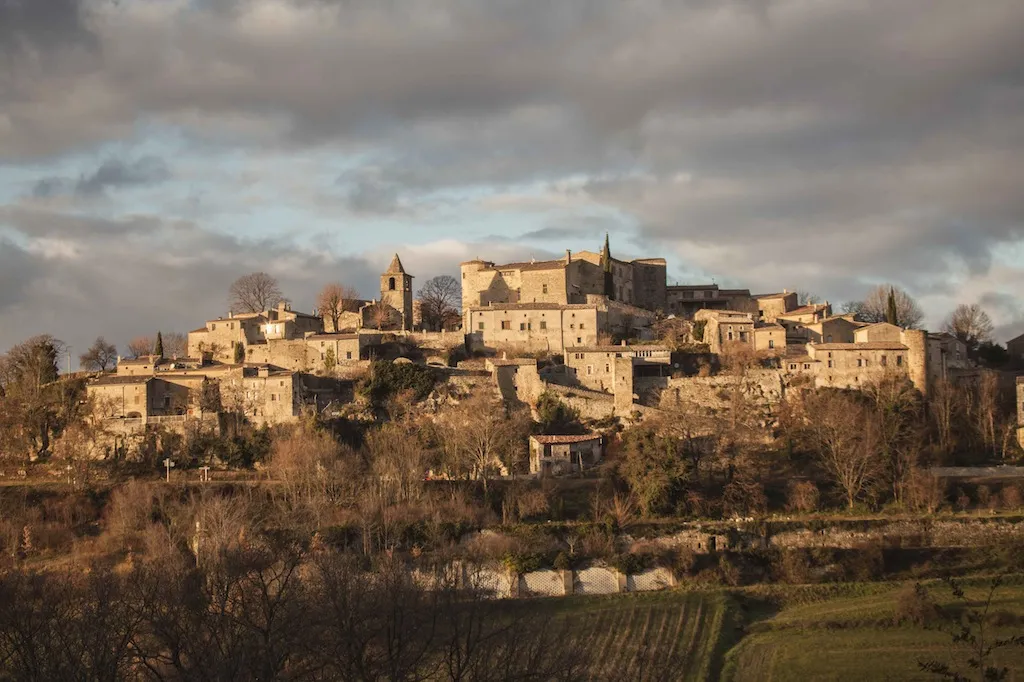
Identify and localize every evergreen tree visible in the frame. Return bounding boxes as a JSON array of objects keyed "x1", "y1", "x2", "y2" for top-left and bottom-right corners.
[
  {"x1": 600, "y1": 232, "x2": 614, "y2": 299},
  {"x1": 886, "y1": 287, "x2": 899, "y2": 326},
  {"x1": 154, "y1": 331, "x2": 164, "y2": 358}
]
